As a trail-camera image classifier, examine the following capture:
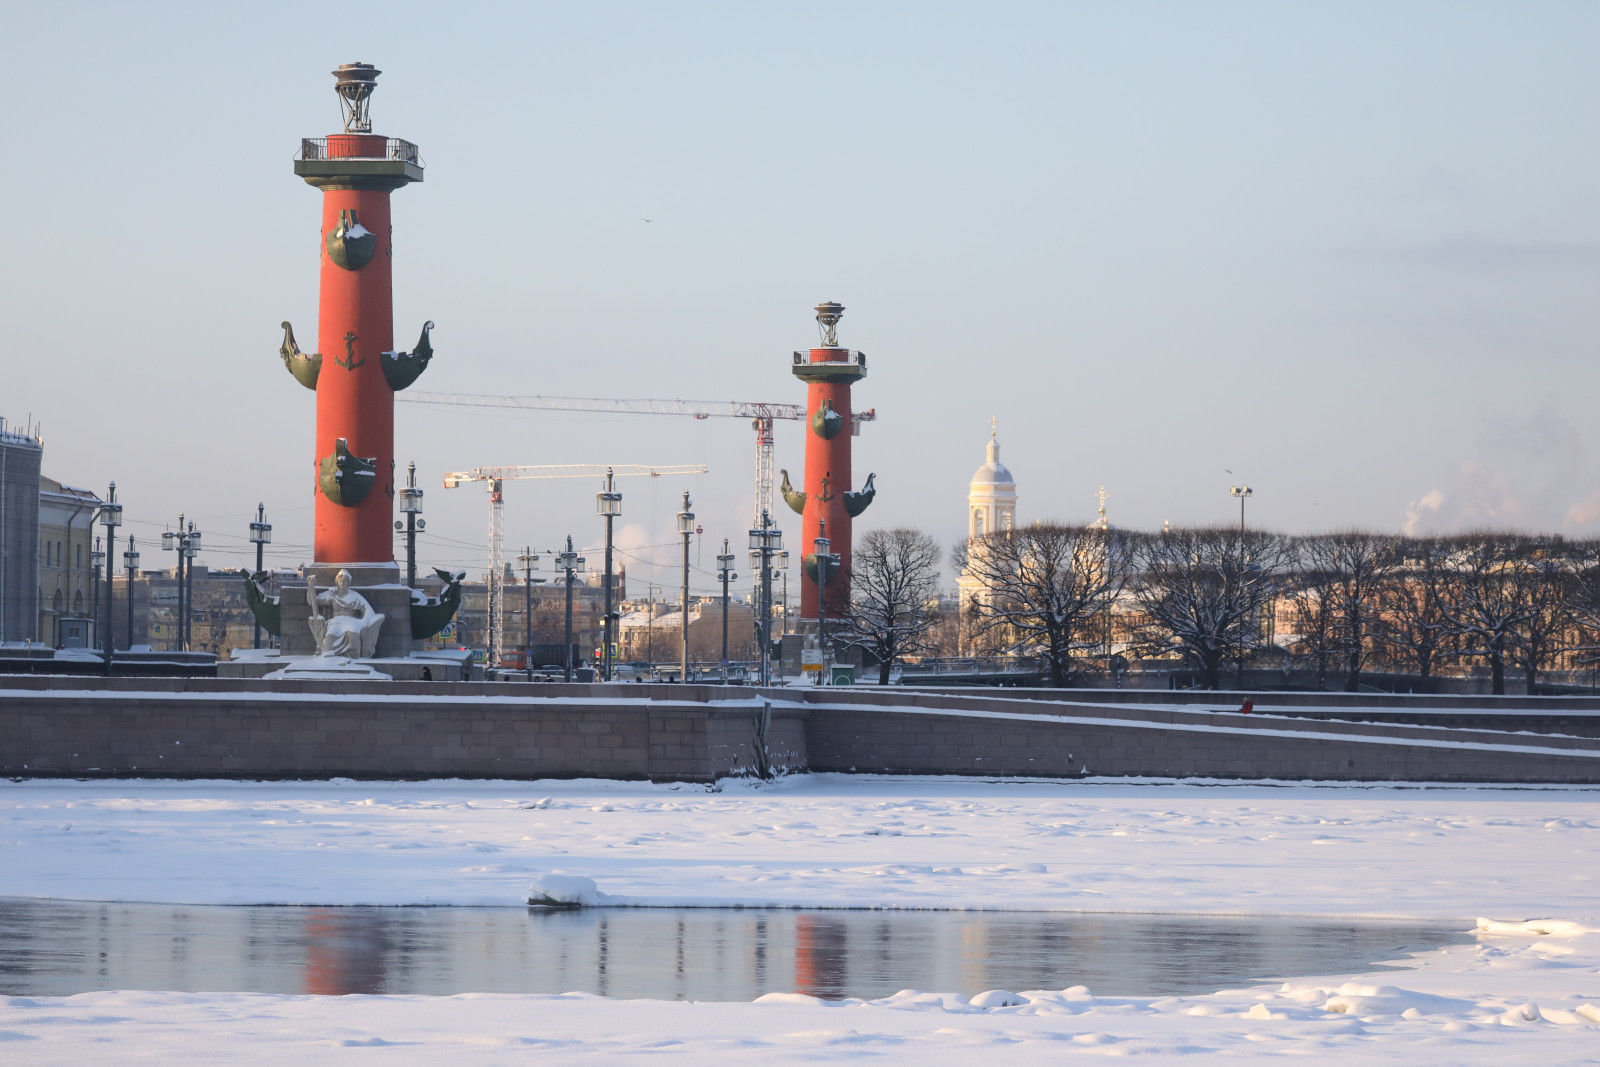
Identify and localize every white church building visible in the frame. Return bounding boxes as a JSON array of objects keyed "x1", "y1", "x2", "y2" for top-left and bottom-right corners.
[{"x1": 957, "y1": 421, "x2": 1017, "y2": 608}]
